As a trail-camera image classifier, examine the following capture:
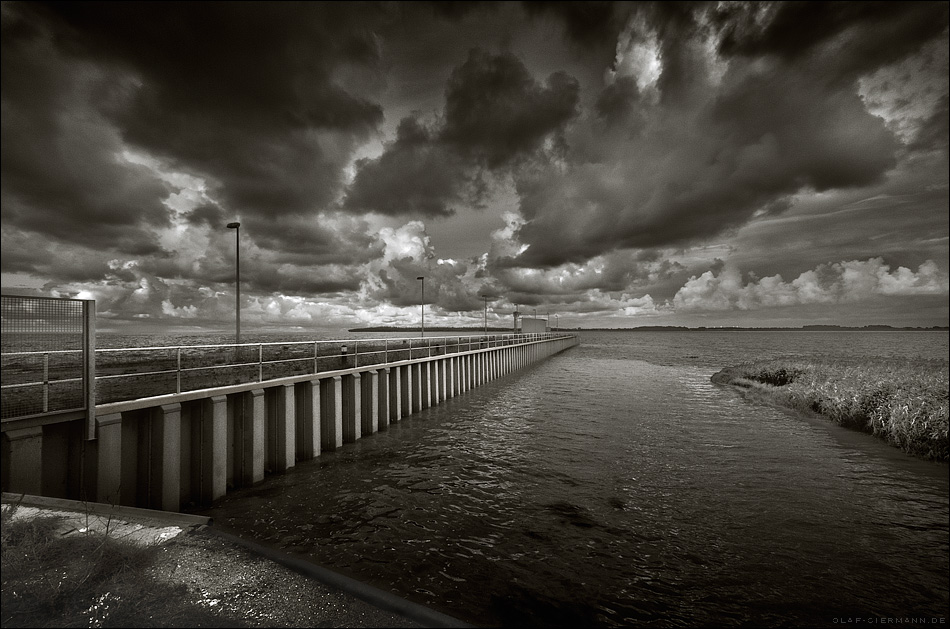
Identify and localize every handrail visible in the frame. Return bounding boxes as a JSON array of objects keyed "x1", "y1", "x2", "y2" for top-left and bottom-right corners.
[{"x1": 3, "y1": 333, "x2": 575, "y2": 408}]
